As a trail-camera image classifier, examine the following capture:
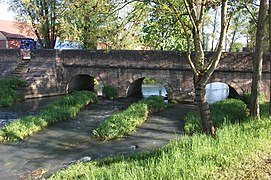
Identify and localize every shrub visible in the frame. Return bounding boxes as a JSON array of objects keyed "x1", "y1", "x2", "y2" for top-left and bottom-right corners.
[
  {"x1": 0, "y1": 77, "x2": 28, "y2": 107},
  {"x1": 0, "y1": 91, "x2": 97, "y2": 142},
  {"x1": 239, "y1": 92, "x2": 267, "y2": 106},
  {"x1": 143, "y1": 77, "x2": 158, "y2": 84},
  {"x1": 184, "y1": 99, "x2": 249, "y2": 134},
  {"x1": 93, "y1": 96, "x2": 168, "y2": 140},
  {"x1": 103, "y1": 85, "x2": 118, "y2": 100}
]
